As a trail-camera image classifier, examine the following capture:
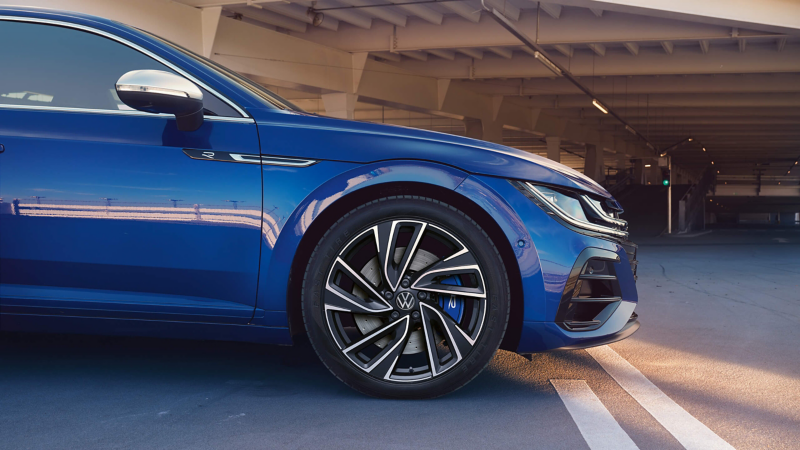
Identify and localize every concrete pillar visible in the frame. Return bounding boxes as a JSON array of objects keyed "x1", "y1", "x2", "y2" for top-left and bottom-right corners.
[
  {"x1": 584, "y1": 144, "x2": 605, "y2": 183},
  {"x1": 545, "y1": 136, "x2": 561, "y2": 163},
  {"x1": 633, "y1": 159, "x2": 644, "y2": 184},
  {"x1": 321, "y1": 93, "x2": 358, "y2": 119},
  {"x1": 464, "y1": 118, "x2": 504, "y2": 144},
  {"x1": 482, "y1": 120, "x2": 504, "y2": 144},
  {"x1": 464, "y1": 119, "x2": 482, "y2": 139},
  {"x1": 615, "y1": 150, "x2": 627, "y2": 173}
]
